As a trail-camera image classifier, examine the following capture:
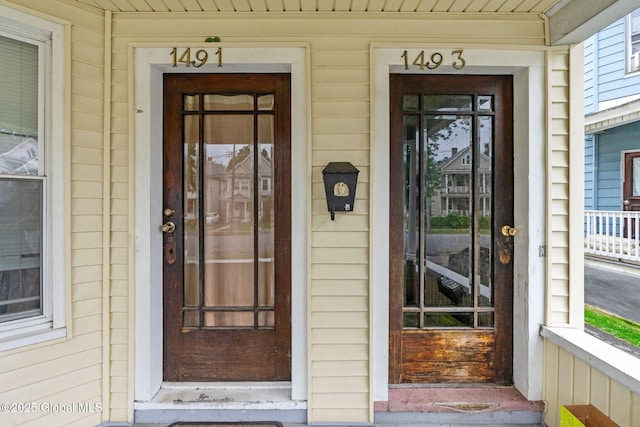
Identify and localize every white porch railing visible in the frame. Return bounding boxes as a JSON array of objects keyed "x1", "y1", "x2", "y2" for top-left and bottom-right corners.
[{"x1": 584, "y1": 210, "x2": 640, "y2": 263}]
